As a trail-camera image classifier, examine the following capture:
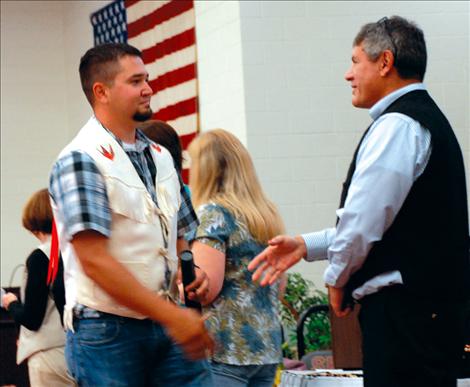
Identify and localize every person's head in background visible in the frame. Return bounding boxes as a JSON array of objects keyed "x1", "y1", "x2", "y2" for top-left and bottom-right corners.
[
  {"x1": 345, "y1": 15, "x2": 427, "y2": 109},
  {"x1": 188, "y1": 129, "x2": 284, "y2": 244},
  {"x1": 139, "y1": 120, "x2": 184, "y2": 174},
  {"x1": 22, "y1": 188, "x2": 53, "y2": 242}
]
